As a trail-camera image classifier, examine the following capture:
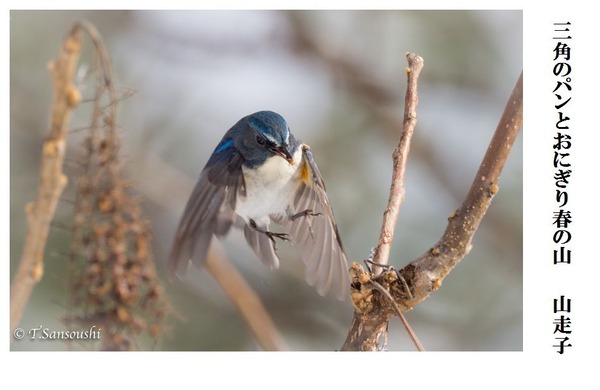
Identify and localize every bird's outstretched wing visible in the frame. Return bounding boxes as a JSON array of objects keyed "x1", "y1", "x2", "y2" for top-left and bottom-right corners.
[
  {"x1": 278, "y1": 144, "x2": 350, "y2": 300},
  {"x1": 168, "y1": 141, "x2": 244, "y2": 279}
]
